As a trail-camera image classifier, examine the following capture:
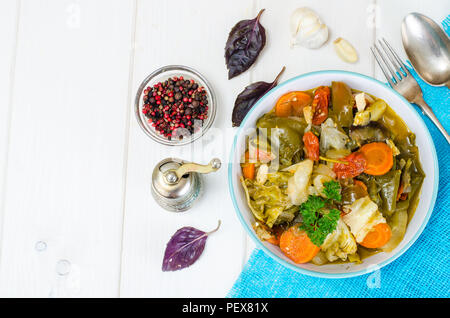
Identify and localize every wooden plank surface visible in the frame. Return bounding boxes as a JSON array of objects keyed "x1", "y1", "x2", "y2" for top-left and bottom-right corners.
[
  {"x1": 0, "y1": 0, "x2": 447, "y2": 297},
  {"x1": 119, "y1": 0, "x2": 252, "y2": 298},
  {"x1": 0, "y1": 0, "x2": 20, "y2": 252},
  {"x1": 0, "y1": 0, "x2": 134, "y2": 297}
]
